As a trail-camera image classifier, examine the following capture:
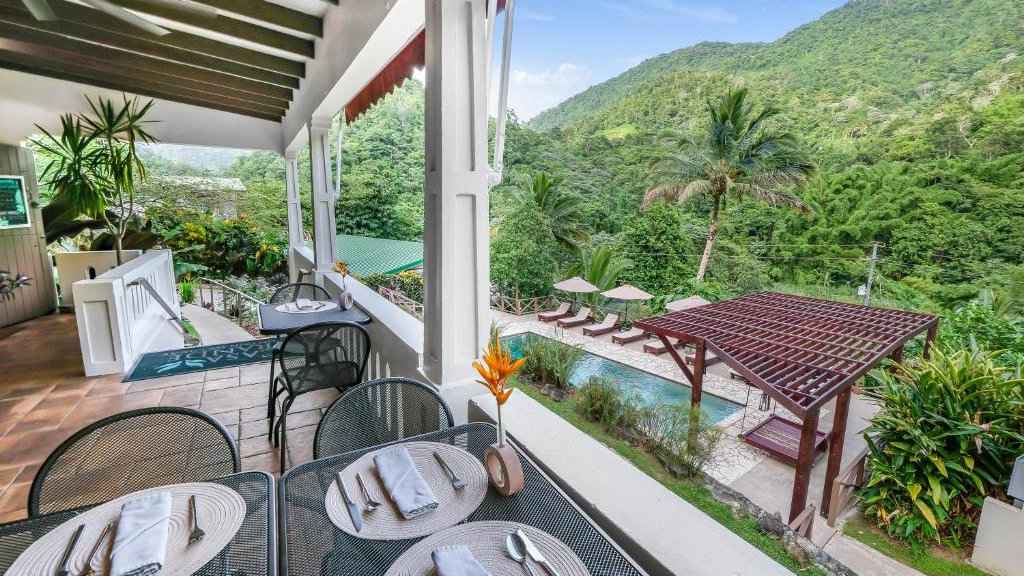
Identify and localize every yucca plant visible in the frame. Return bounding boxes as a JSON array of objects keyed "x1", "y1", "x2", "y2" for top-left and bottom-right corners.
[{"x1": 860, "y1": 348, "x2": 1024, "y2": 546}]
